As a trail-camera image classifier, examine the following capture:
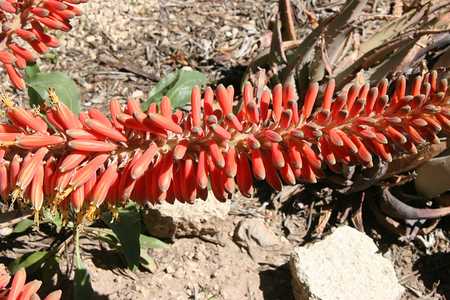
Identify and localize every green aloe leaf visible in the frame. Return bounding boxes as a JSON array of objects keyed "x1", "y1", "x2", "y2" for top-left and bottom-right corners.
[
  {"x1": 101, "y1": 206, "x2": 141, "y2": 270},
  {"x1": 9, "y1": 251, "x2": 48, "y2": 274},
  {"x1": 143, "y1": 69, "x2": 207, "y2": 111},
  {"x1": 13, "y1": 219, "x2": 34, "y2": 233},
  {"x1": 139, "y1": 234, "x2": 168, "y2": 249},
  {"x1": 24, "y1": 65, "x2": 80, "y2": 114},
  {"x1": 140, "y1": 251, "x2": 157, "y2": 273}
]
